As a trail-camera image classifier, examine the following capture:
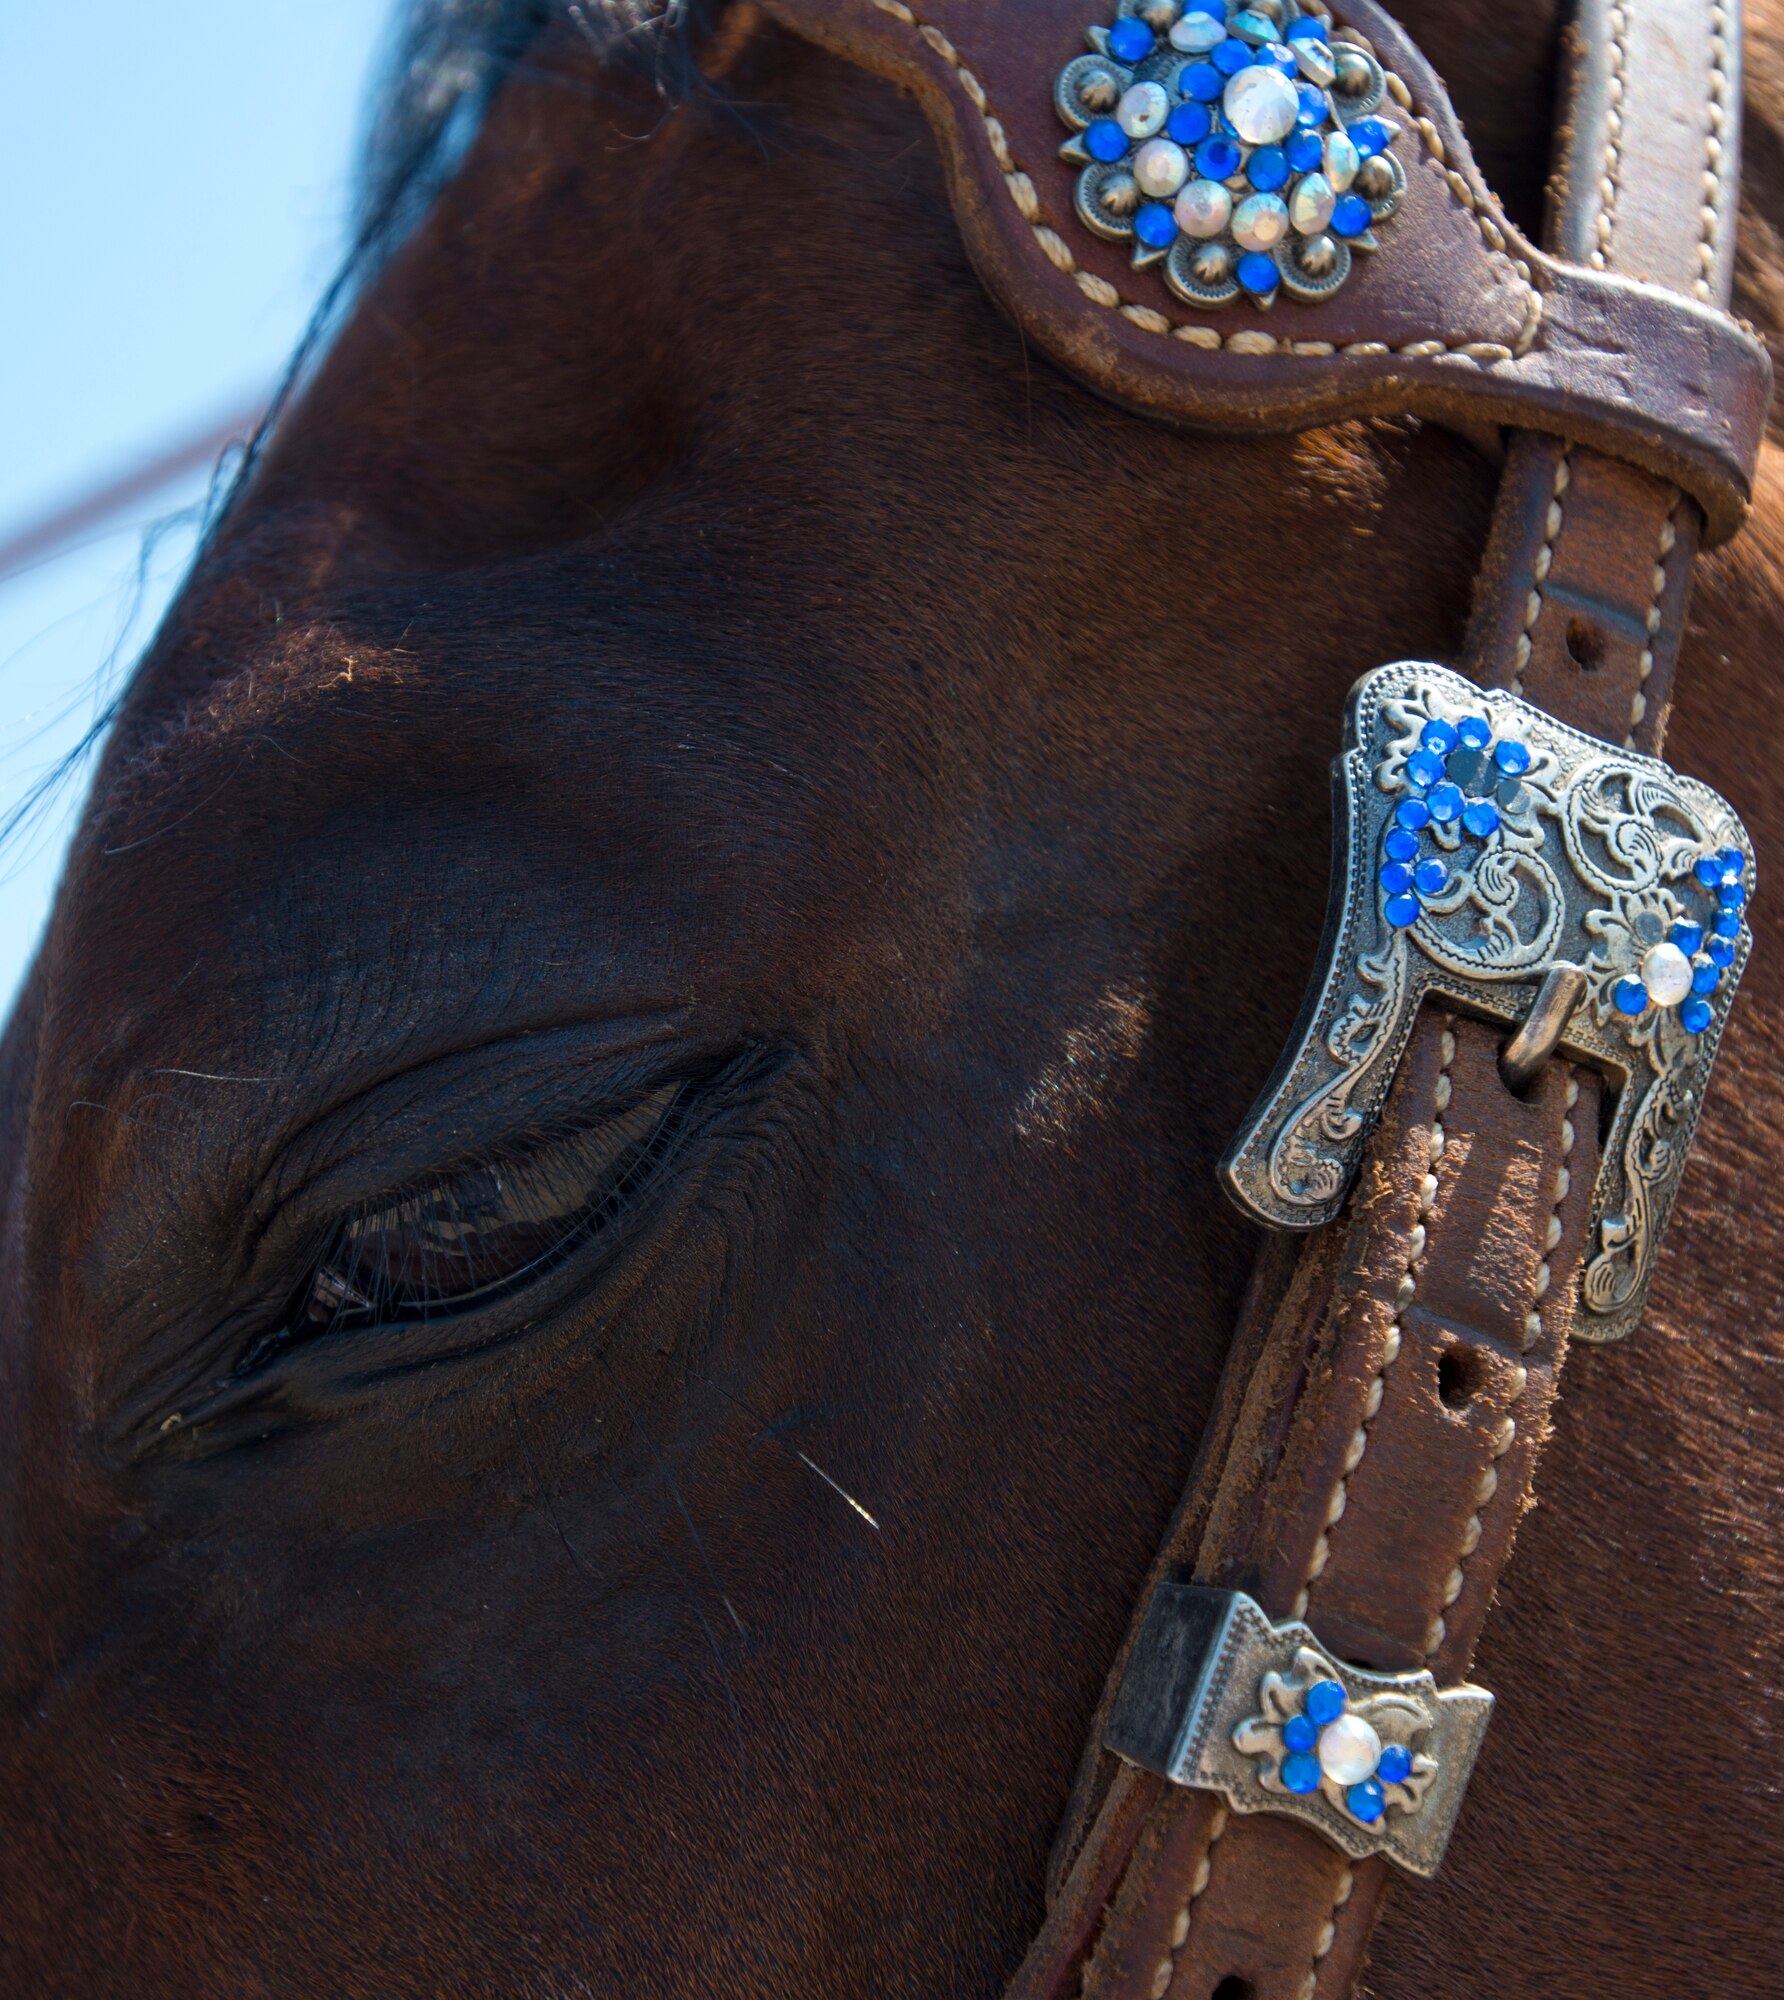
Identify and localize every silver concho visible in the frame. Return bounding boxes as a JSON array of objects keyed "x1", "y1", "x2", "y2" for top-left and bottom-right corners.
[
  {"x1": 1053, "y1": 0, "x2": 1401, "y2": 309},
  {"x1": 1220, "y1": 660, "x2": 1754, "y2": 1343},
  {"x1": 1105, "y1": 1585, "x2": 1492, "y2": 1876}
]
